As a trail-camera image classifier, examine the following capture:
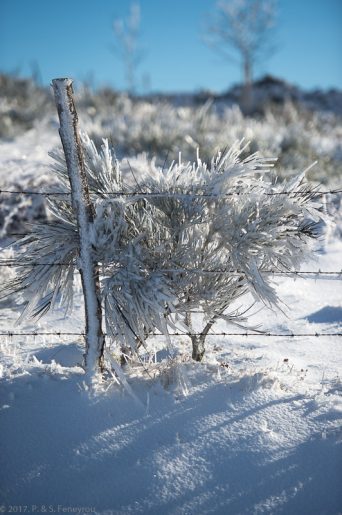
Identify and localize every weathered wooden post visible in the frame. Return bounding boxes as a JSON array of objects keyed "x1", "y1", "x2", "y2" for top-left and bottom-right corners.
[{"x1": 52, "y1": 78, "x2": 105, "y2": 382}]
